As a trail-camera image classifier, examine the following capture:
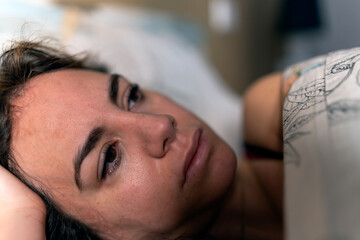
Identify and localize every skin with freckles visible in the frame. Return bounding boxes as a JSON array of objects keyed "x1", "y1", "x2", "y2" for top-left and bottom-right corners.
[{"x1": 10, "y1": 69, "x2": 237, "y2": 239}]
